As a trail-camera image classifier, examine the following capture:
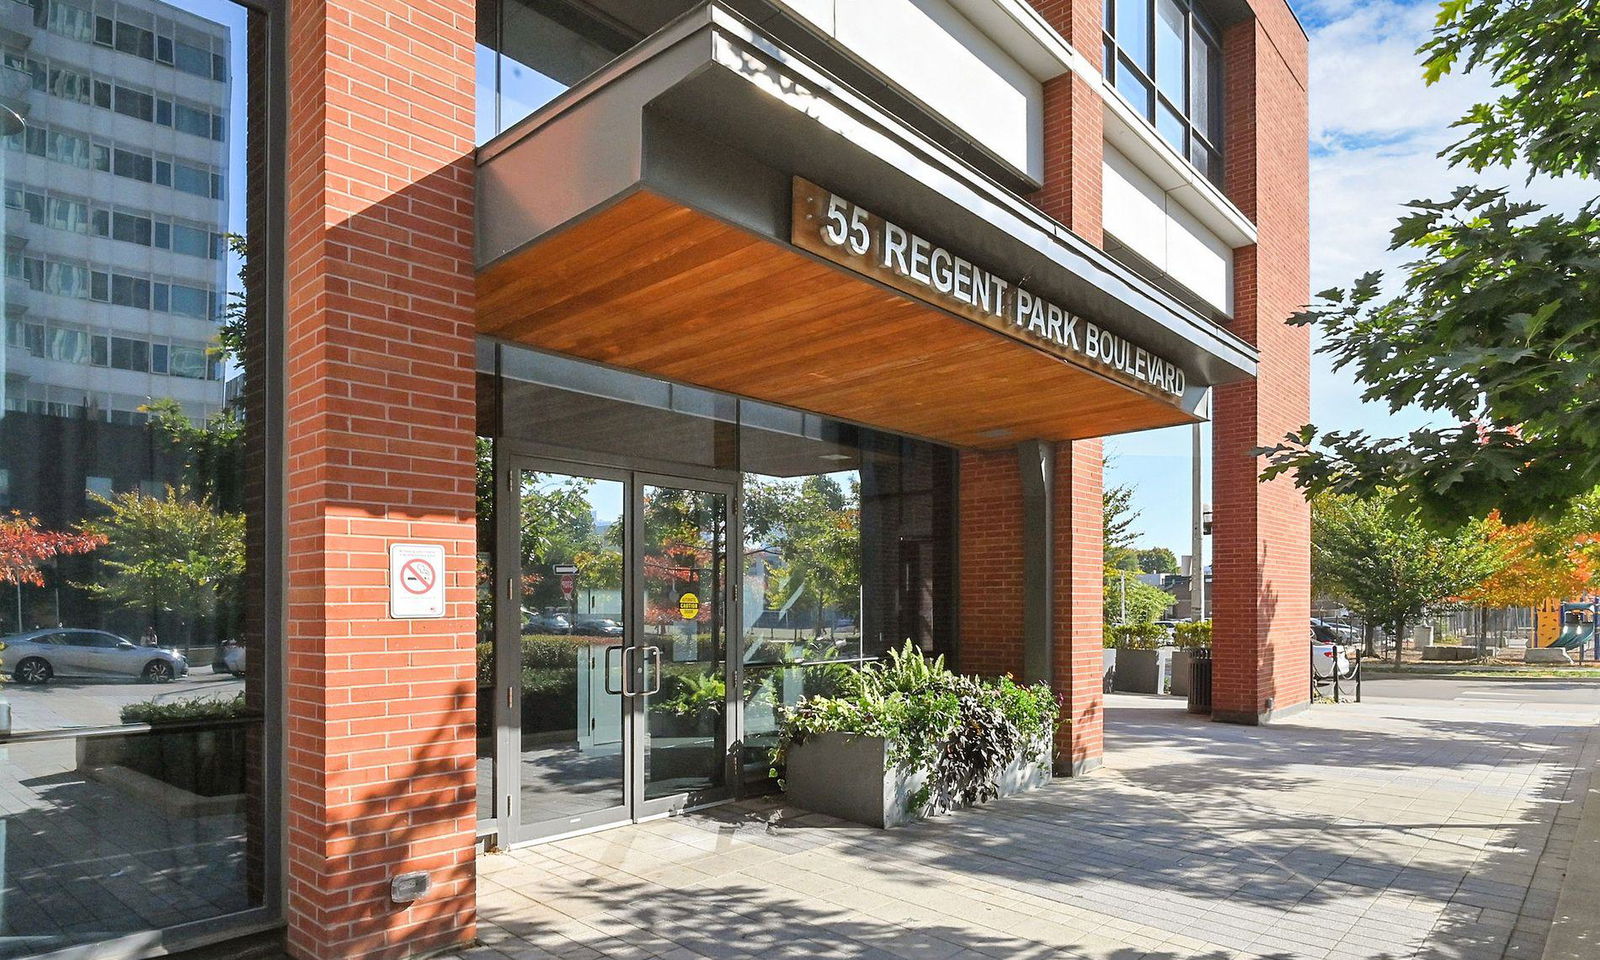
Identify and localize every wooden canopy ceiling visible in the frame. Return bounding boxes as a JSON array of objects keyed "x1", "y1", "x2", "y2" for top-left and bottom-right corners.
[{"x1": 476, "y1": 190, "x2": 1201, "y2": 450}]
